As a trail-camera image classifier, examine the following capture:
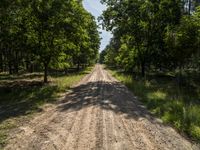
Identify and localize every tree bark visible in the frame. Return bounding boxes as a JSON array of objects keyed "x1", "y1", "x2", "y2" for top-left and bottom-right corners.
[
  {"x1": 30, "y1": 63, "x2": 34, "y2": 73},
  {"x1": 141, "y1": 61, "x2": 145, "y2": 77},
  {"x1": 77, "y1": 61, "x2": 80, "y2": 71},
  {"x1": 44, "y1": 63, "x2": 48, "y2": 83},
  {"x1": 14, "y1": 51, "x2": 19, "y2": 74},
  {"x1": 0, "y1": 52, "x2": 3, "y2": 72},
  {"x1": 188, "y1": 0, "x2": 191, "y2": 15},
  {"x1": 14, "y1": 63, "x2": 18, "y2": 74},
  {"x1": 8, "y1": 61, "x2": 12, "y2": 75}
]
